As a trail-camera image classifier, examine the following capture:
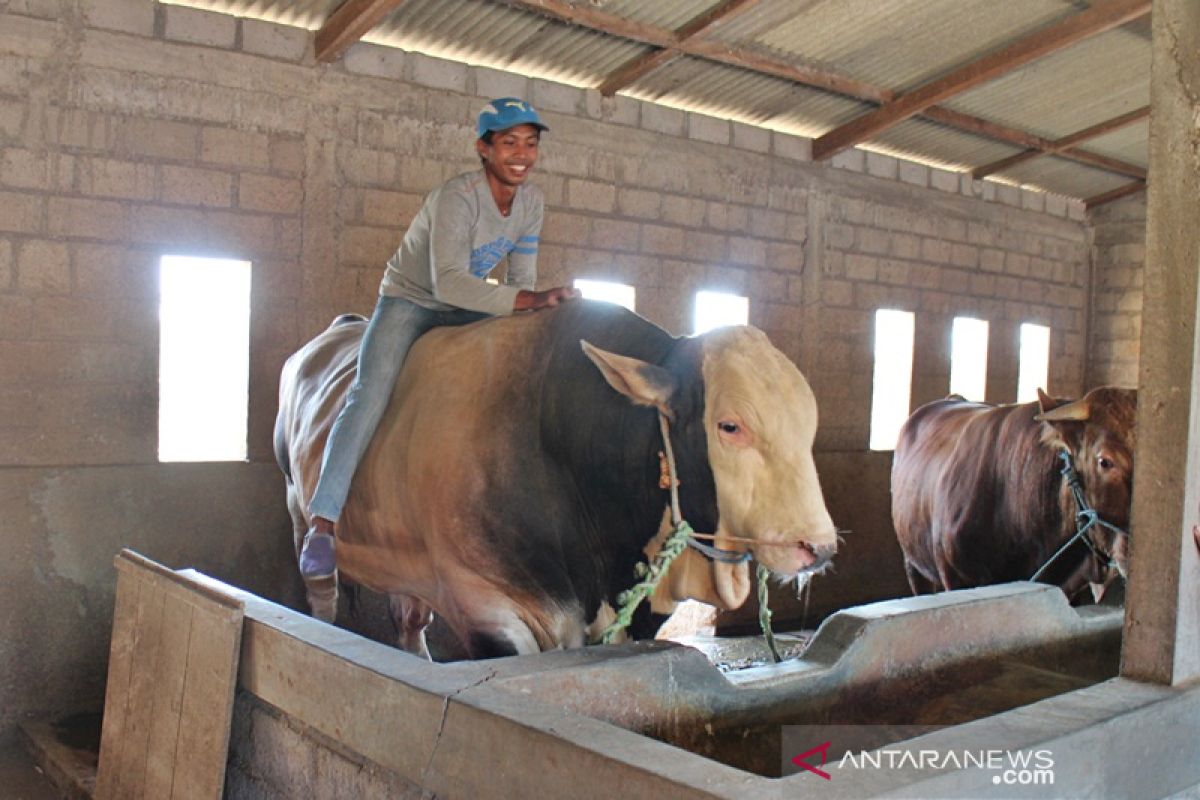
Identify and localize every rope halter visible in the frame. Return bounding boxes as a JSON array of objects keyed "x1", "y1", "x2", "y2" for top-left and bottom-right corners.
[
  {"x1": 598, "y1": 411, "x2": 778, "y2": 660},
  {"x1": 1029, "y1": 449, "x2": 1129, "y2": 582}
]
